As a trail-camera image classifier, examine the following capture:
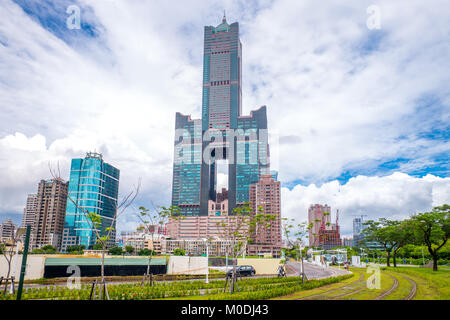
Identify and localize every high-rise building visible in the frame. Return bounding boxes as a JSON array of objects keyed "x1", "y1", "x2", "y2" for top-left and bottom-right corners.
[
  {"x1": 61, "y1": 152, "x2": 120, "y2": 252},
  {"x1": 247, "y1": 174, "x2": 282, "y2": 257},
  {"x1": 353, "y1": 216, "x2": 364, "y2": 247},
  {"x1": 22, "y1": 194, "x2": 37, "y2": 228},
  {"x1": 308, "y1": 204, "x2": 331, "y2": 247},
  {"x1": 0, "y1": 218, "x2": 16, "y2": 239},
  {"x1": 171, "y1": 14, "x2": 270, "y2": 218},
  {"x1": 342, "y1": 237, "x2": 353, "y2": 247},
  {"x1": 352, "y1": 215, "x2": 384, "y2": 250},
  {"x1": 31, "y1": 178, "x2": 69, "y2": 251},
  {"x1": 317, "y1": 209, "x2": 342, "y2": 250}
]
